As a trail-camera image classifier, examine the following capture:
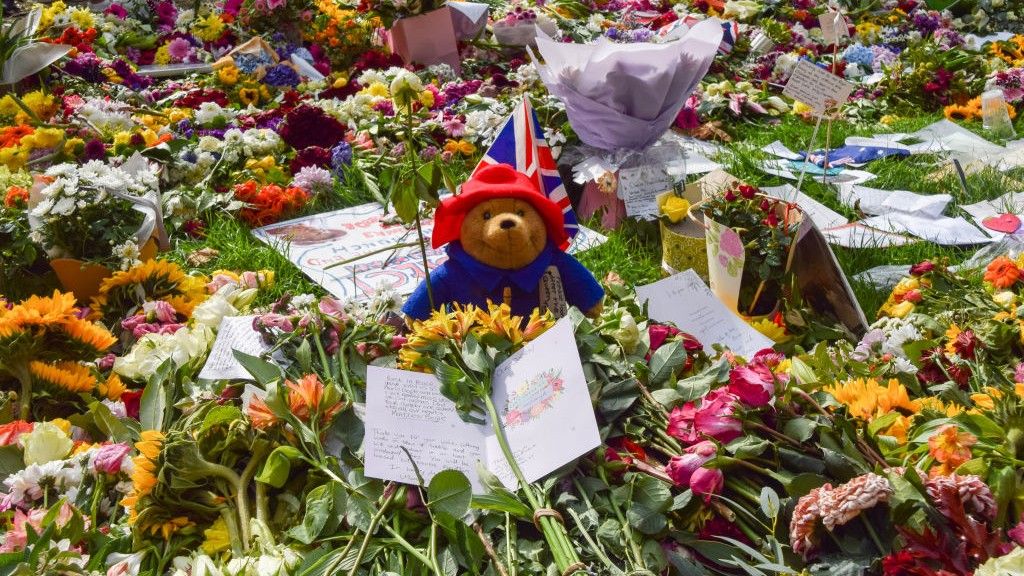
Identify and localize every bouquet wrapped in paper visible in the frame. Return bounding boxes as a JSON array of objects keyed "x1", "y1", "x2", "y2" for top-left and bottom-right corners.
[
  {"x1": 533, "y1": 19, "x2": 723, "y2": 228},
  {"x1": 532, "y1": 18, "x2": 723, "y2": 152}
]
